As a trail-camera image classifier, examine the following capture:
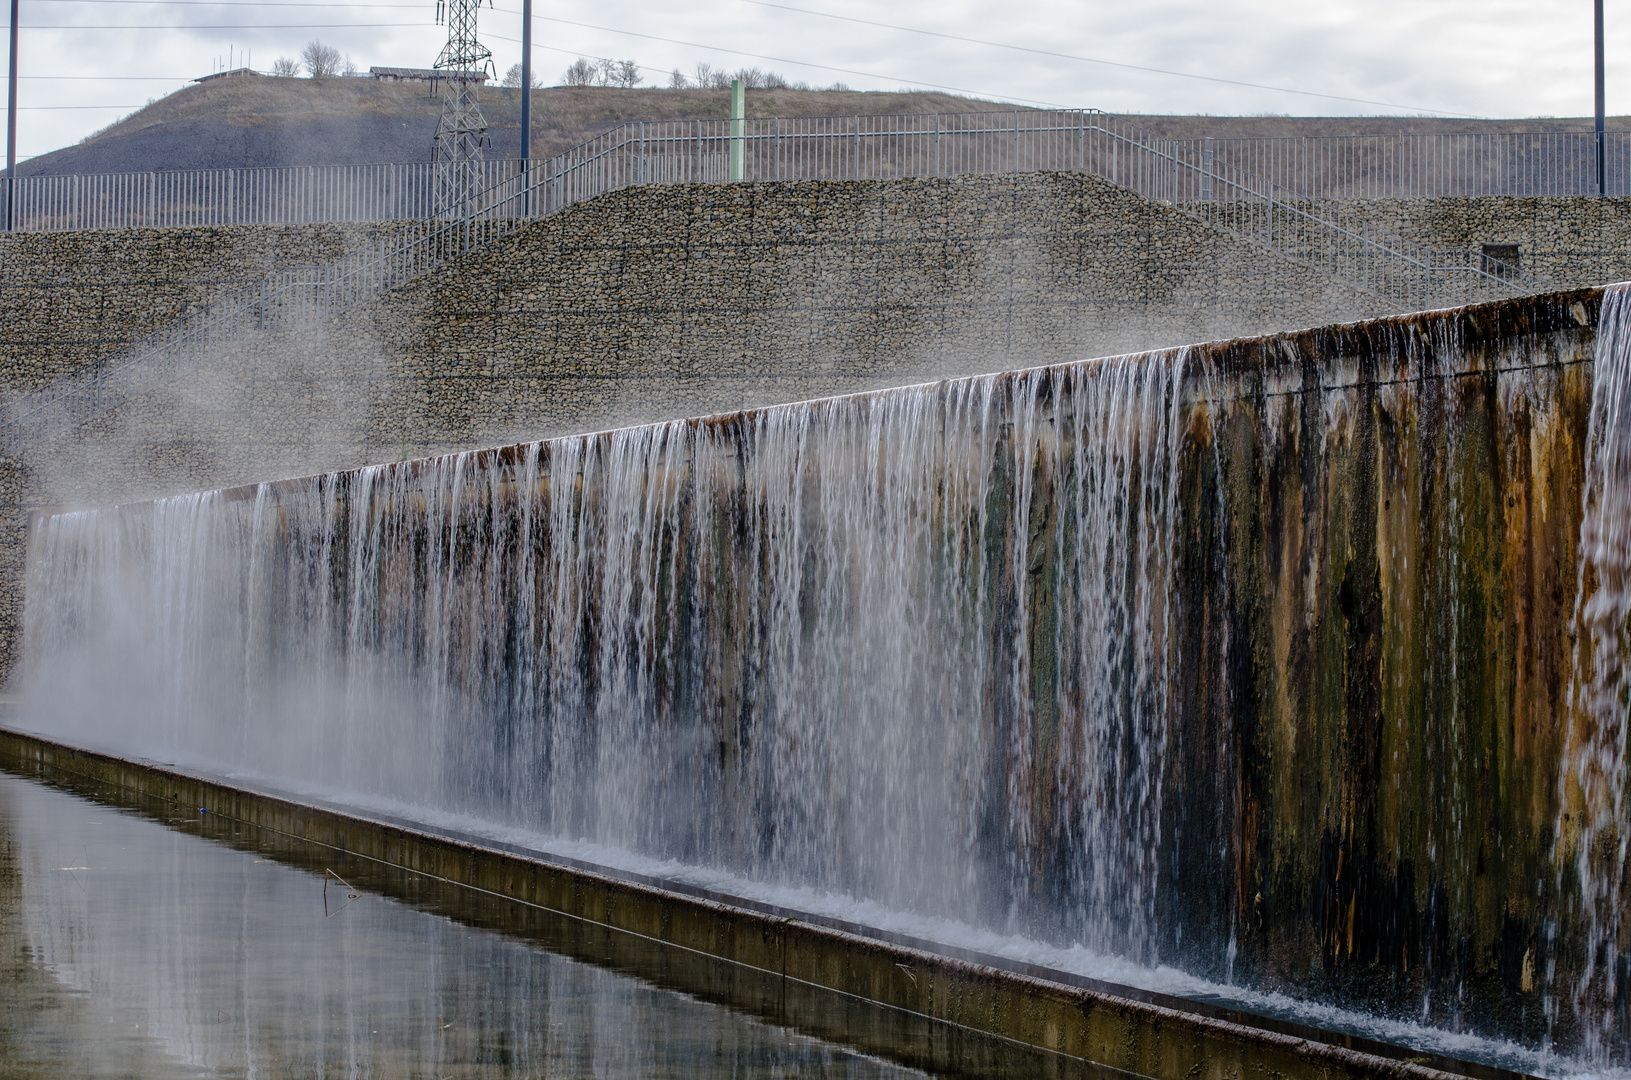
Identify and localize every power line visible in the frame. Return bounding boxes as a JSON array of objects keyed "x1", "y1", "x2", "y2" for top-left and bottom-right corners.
[
  {"x1": 22, "y1": 20, "x2": 427, "y2": 27},
  {"x1": 489, "y1": 33, "x2": 838, "y2": 93},
  {"x1": 486, "y1": 33, "x2": 655, "y2": 72},
  {"x1": 736, "y1": 0, "x2": 1474, "y2": 117},
  {"x1": 486, "y1": 32, "x2": 716, "y2": 86},
  {"x1": 9, "y1": 0, "x2": 1473, "y2": 118},
  {"x1": 491, "y1": 11, "x2": 1077, "y2": 109},
  {"x1": 31, "y1": 0, "x2": 423, "y2": 4}
]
